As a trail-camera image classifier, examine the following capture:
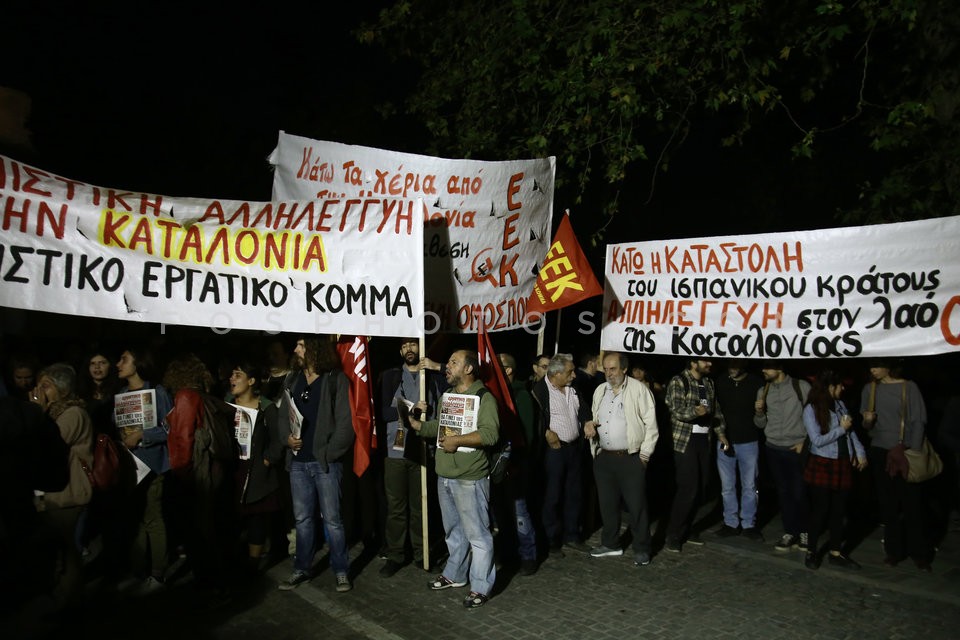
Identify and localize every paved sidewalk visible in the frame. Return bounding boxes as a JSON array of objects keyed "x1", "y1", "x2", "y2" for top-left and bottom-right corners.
[
  {"x1": 249, "y1": 514, "x2": 960, "y2": 640},
  {"x1": 695, "y1": 515, "x2": 960, "y2": 608},
  {"x1": 15, "y1": 513, "x2": 960, "y2": 640}
]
